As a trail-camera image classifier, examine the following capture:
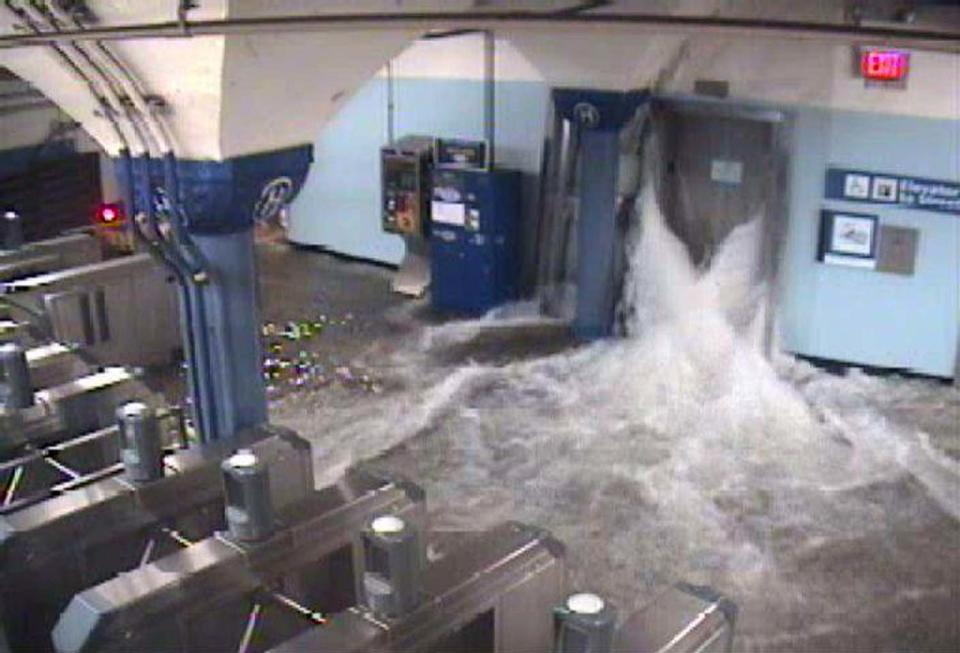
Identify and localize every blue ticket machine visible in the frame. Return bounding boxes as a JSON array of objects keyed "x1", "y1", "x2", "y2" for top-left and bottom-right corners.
[{"x1": 429, "y1": 167, "x2": 522, "y2": 315}]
